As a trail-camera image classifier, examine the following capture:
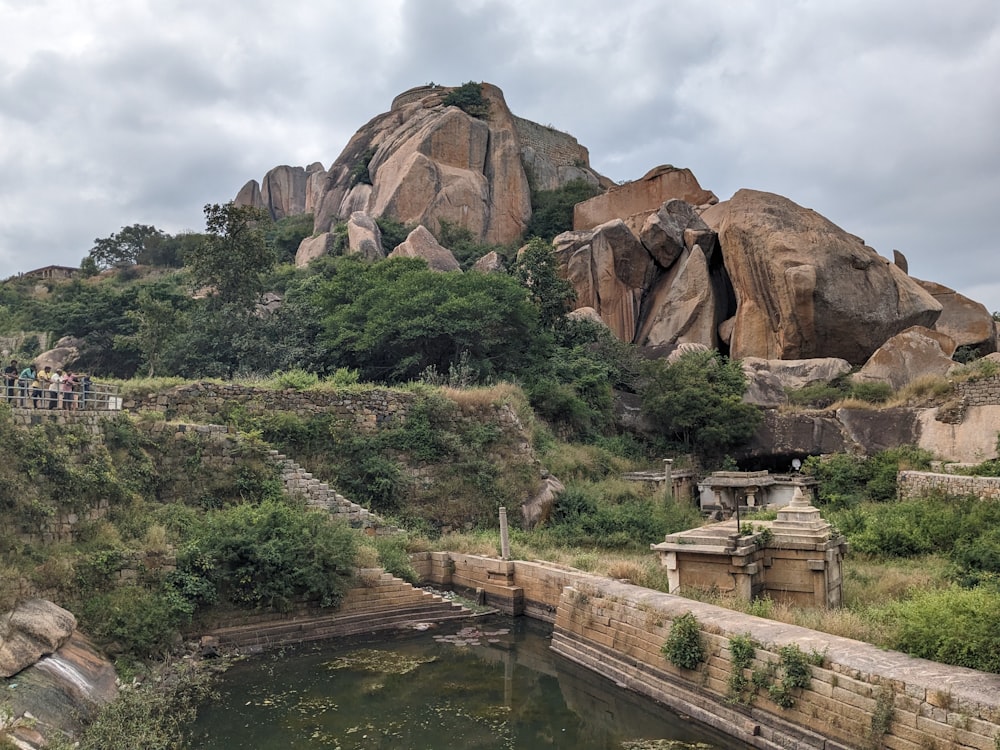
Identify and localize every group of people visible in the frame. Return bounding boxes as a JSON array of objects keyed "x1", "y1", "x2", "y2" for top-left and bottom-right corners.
[{"x1": 3, "y1": 360, "x2": 93, "y2": 410}]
